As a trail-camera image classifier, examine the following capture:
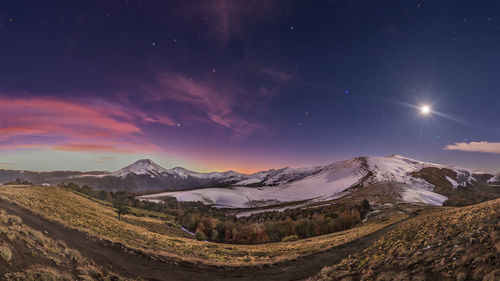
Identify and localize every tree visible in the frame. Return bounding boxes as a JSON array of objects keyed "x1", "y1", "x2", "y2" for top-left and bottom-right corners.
[
  {"x1": 195, "y1": 230, "x2": 206, "y2": 241},
  {"x1": 113, "y1": 192, "x2": 131, "y2": 221},
  {"x1": 361, "y1": 199, "x2": 371, "y2": 211},
  {"x1": 97, "y1": 190, "x2": 112, "y2": 202}
]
